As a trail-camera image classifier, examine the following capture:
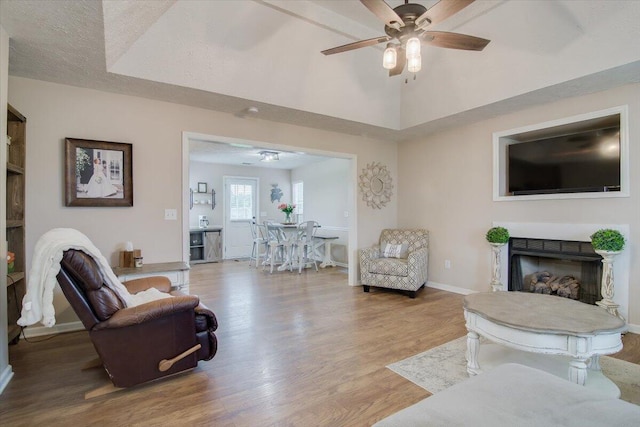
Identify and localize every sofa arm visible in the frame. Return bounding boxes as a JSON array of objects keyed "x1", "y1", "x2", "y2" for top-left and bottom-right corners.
[
  {"x1": 195, "y1": 302, "x2": 218, "y2": 332},
  {"x1": 359, "y1": 246, "x2": 380, "y2": 285},
  {"x1": 94, "y1": 295, "x2": 200, "y2": 330},
  {"x1": 360, "y1": 246, "x2": 380, "y2": 268},
  {"x1": 407, "y1": 247, "x2": 429, "y2": 286},
  {"x1": 169, "y1": 290, "x2": 217, "y2": 331},
  {"x1": 124, "y1": 276, "x2": 172, "y2": 294}
]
